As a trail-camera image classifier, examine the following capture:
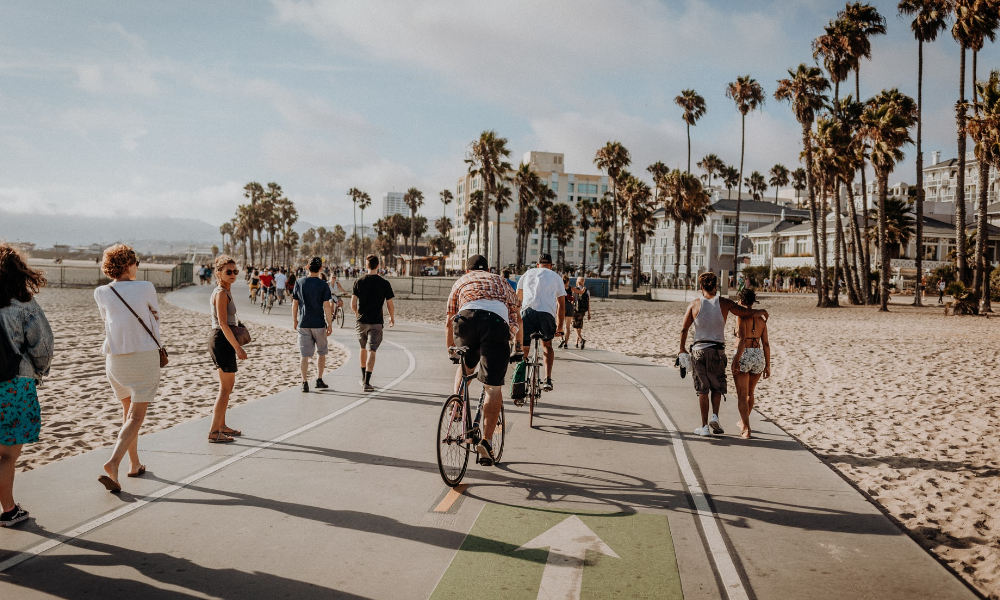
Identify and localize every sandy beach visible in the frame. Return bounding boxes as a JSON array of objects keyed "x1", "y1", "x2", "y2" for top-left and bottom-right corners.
[
  {"x1": 21, "y1": 287, "x2": 345, "y2": 472},
  {"x1": 394, "y1": 294, "x2": 1000, "y2": 598}
]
